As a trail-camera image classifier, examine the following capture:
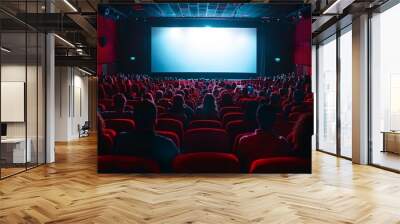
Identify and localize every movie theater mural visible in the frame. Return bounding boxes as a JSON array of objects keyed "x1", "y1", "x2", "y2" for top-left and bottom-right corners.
[{"x1": 97, "y1": 3, "x2": 312, "y2": 173}]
